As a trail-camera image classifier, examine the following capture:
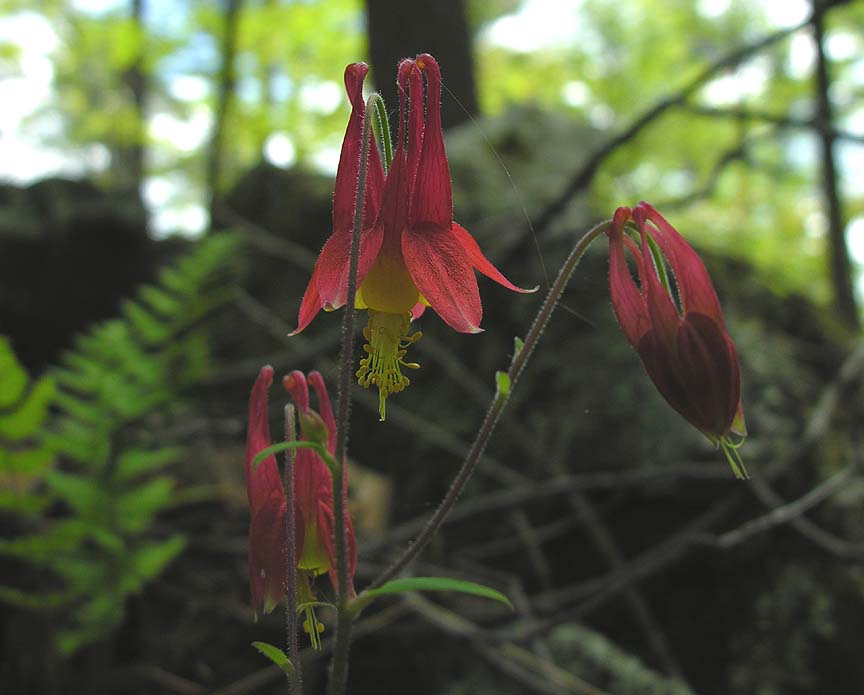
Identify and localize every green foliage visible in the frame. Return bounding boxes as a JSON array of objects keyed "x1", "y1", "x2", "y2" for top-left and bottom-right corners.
[
  {"x1": 0, "y1": 337, "x2": 55, "y2": 516},
  {"x1": 0, "y1": 234, "x2": 242, "y2": 654}
]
